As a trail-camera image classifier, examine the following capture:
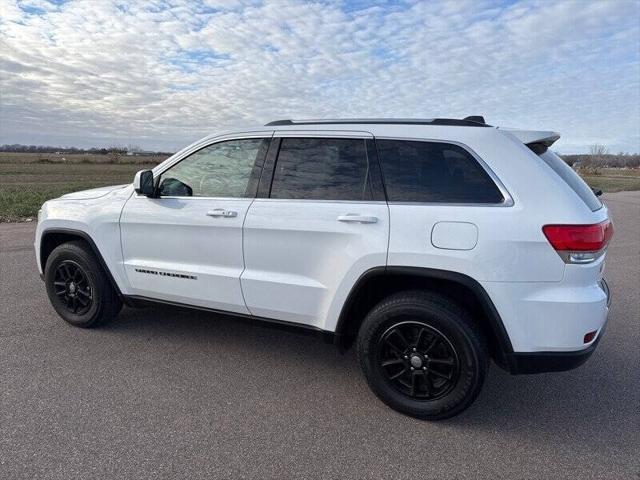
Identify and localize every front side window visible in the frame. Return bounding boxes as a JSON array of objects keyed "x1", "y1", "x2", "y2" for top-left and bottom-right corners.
[
  {"x1": 158, "y1": 138, "x2": 268, "y2": 198},
  {"x1": 376, "y1": 140, "x2": 504, "y2": 203},
  {"x1": 270, "y1": 137, "x2": 371, "y2": 201}
]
